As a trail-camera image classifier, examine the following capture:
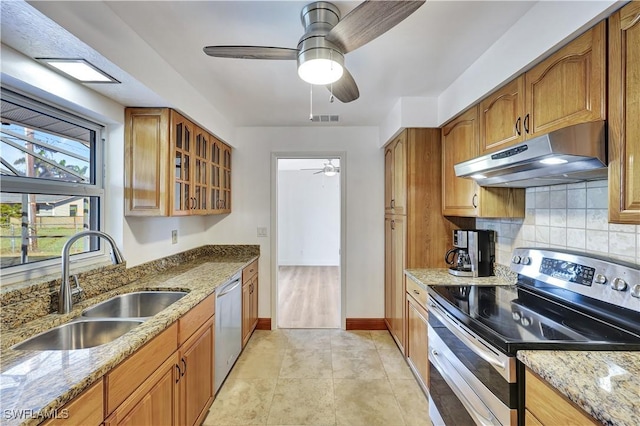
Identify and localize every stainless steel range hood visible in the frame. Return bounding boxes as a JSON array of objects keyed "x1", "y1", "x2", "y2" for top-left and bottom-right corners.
[{"x1": 454, "y1": 121, "x2": 607, "y2": 188}]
